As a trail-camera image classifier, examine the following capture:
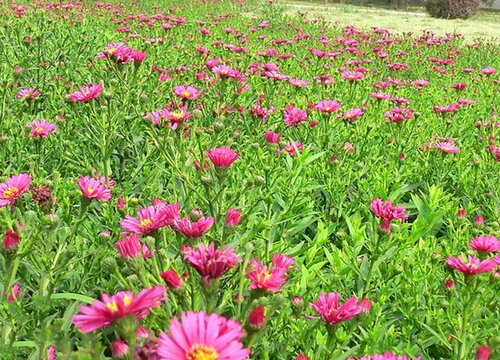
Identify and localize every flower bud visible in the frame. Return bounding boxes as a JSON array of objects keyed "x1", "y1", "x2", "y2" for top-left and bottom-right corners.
[
  {"x1": 225, "y1": 208, "x2": 241, "y2": 228},
  {"x1": 160, "y1": 269, "x2": 182, "y2": 290},
  {"x1": 247, "y1": 305, "x2": 266, "y2": 329},
  {"x1": 111, "y1": 339, "x2": 128, "y2": 358}
]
